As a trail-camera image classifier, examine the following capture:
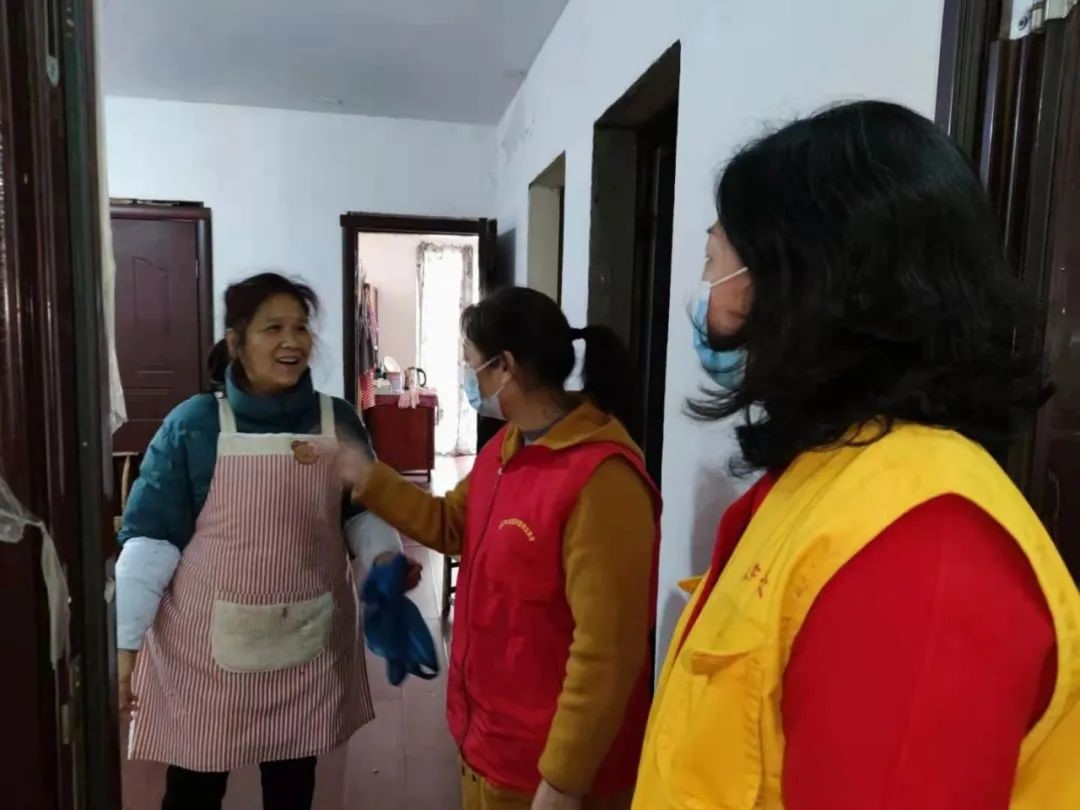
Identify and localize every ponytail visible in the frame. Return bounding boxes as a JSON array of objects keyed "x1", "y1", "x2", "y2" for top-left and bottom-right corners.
[
  {"x1": 462, "y1": 287, "x2": 639, "y2": 430},
  {"x1": 575, "y1": 325, "x2": 638, "y2": 430},
  {"x1": 207, "y1": 339, "x2": 231, "y2": 389}
]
